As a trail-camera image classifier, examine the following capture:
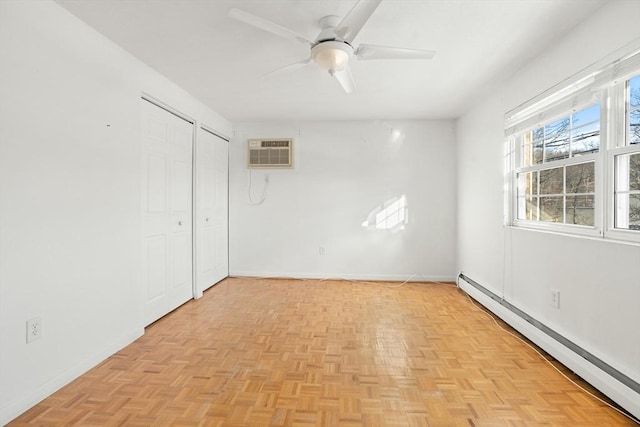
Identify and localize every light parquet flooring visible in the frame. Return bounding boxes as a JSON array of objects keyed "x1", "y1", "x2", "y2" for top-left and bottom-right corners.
[{"x1": 9, "y1": 278, "x2": 637, "y2": 426}]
